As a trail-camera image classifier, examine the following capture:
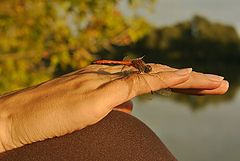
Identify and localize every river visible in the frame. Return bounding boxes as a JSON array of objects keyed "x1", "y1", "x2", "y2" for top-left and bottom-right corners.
[{"x1": 133, "y1": 90, "x2": 240, "y2": 161}]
